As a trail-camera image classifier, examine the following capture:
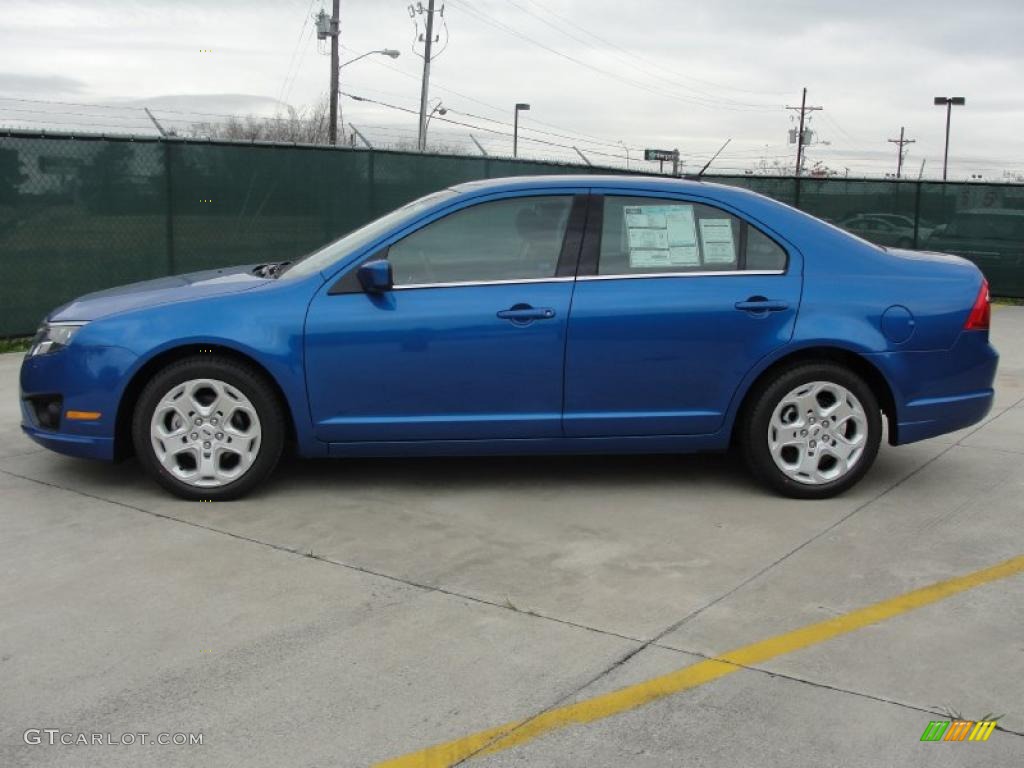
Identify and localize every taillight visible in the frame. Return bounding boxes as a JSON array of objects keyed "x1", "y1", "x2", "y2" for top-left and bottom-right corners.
[{"x1": 964, "y1": 279, "x2": 990, "y2": 331}]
